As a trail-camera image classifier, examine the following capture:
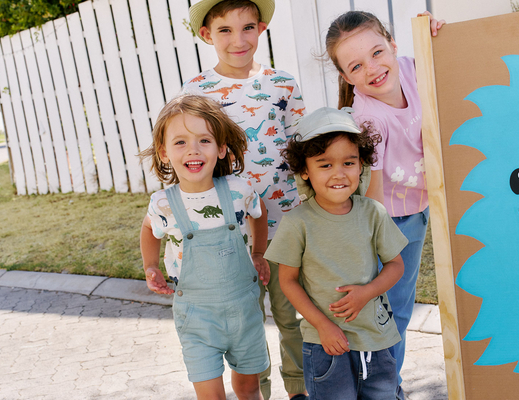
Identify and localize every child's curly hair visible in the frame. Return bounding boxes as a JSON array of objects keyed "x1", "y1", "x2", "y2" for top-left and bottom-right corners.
[
  {"x1": 281, "y1": 121, "x2": 381, "y2": 188},
  {"x1": 139, "y1": 94, "x2": 247, "y2": 185}
]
